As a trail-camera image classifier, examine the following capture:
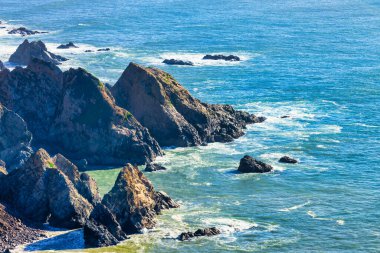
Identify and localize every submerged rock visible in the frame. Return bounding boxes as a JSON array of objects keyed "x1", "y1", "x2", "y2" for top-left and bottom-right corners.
[
  {"x1": 202, "y1": 54, "x2": 240, "y2": 61},
  {"x1": 97, "y1": 48, "x2": 110, "y2": 52},
  {"x1": 111, "y1": 63, "x2": 264, "y2": 147},
  {"x1": 279, "y1": 156, "x2": 298, "y2": 164},
  {"x1": 0, "y1": 58, "x2": 162, "y2": 166},
  {"x1": 145, "y1": 163, "x2": 167, "y2": 172},
  {"x1": 102, "y1": 164, "x2": 178, "y2": 233},
  {"x1": 162, "y1": 59, "x2": 194, "y2": 66},
  {"x1": 85, "y1": 50, "x2": 94, "y2": 53},
  {"x1": 8, "y1": 27, "x2": 47, "y2": 36},
  {"x1": 238, "y1": 155, "x2": 273, "y2": 173},
  {"x1": 0, "y1": 103, "x2": 33, "y2": 172},
  {"x1": 57, "y1": 42, "x2": 78, "y2": 49},
  {"x1": 178, "y1": 227, "x2": 221, "y2": 241},
  {"x1": 9, "y1": 39, "x2": 67, "y2": 65}
]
